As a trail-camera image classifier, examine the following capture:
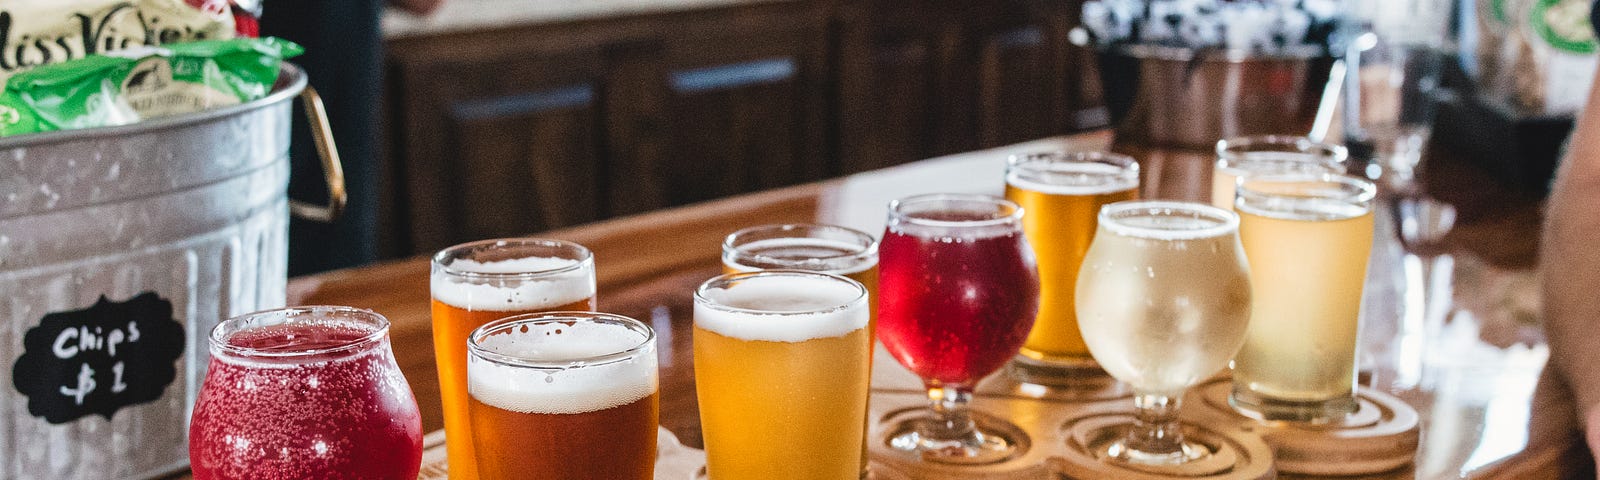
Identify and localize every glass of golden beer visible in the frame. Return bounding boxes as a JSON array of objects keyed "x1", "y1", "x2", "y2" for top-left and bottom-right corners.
[
  {"x1": 467, "y1": 312, "x2": 658, "y2": 480},
  {"x1": 1230, "y1": 173, "x2": 1376, "y2": 422},
  {"x1": 722, "y1": 223, "x2": 878, "y2": 476},
  {"x1": 1212, "y1": 136, "x2": 1348, "y2": 210},
  {"x1": 430, "y1": 239, "x2": 597, "y2": 480},
  {"x1": 694, "y1": 270, "x2": 871, "y2": 479},
  {"x1": 1075, "y1": 201, "x2": 1251, "y2": 471},
  {"x1": 1003, "y1": 151, "x2": 1139, "y2": 385}
]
